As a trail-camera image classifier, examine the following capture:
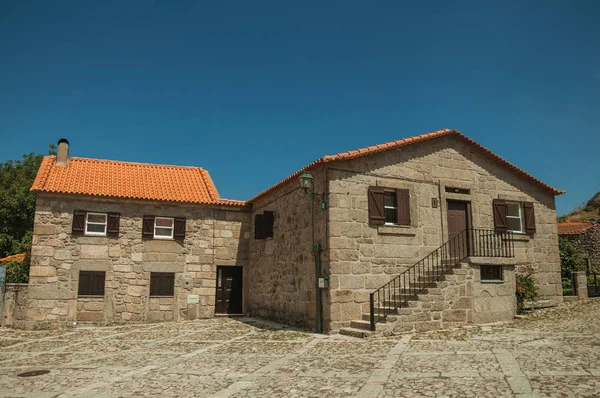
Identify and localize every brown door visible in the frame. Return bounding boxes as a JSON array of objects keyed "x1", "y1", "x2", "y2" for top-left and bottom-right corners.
[
  {"x1": 215, "y1": 266, "x2": 243, "y2": 314},
  {"x1": 447, "y1": 201, "x2": 470, "y2": 259}
]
